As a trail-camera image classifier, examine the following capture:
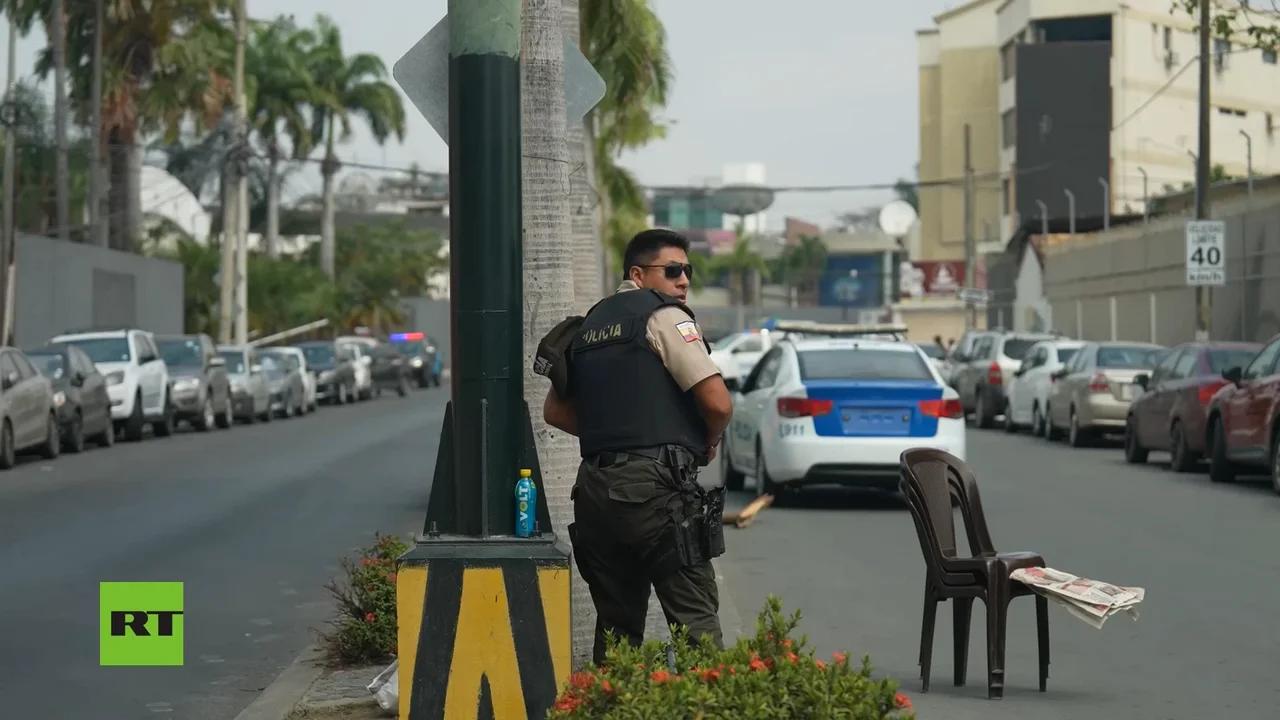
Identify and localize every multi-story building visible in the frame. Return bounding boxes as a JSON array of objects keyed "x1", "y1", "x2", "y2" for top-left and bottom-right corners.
[
  {"x1": 920, "y1": 0, "x2": 1280, "y2": 253},
  {"x1": 916, "y1": 0, "x2": 1006, "y2": 264},
  {"x1": 999, "y1": 0, "x2": 1279, "y2": 236}
]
